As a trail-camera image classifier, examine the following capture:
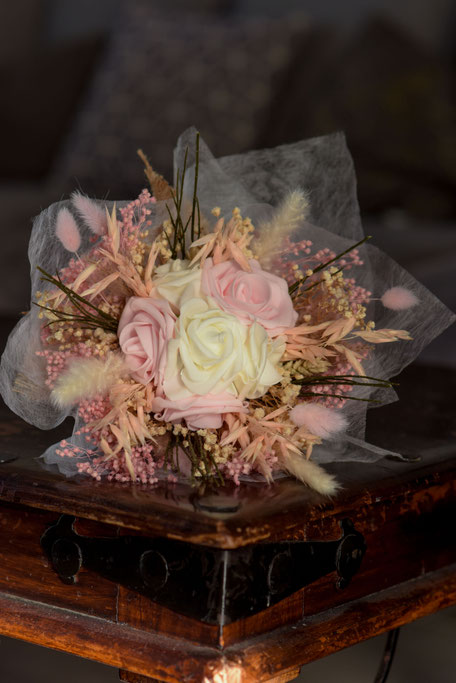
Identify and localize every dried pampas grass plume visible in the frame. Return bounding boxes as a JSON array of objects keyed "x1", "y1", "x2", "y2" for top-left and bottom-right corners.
[
  {"x1": 137, "y1": 148, "x2": 173, "y2": 200},
  {"x1": 51, "y1": 354, "x2": 127, "y2": 408},
  {"x1": 281, "y1": 451, "x2": 339, "y2": 496},
  {"x1": 71, "y1": 191, "x2": 107, "y2": 236},
  {"x1": 254, "y1": 189, "x2": 309, "y2": 268}
]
